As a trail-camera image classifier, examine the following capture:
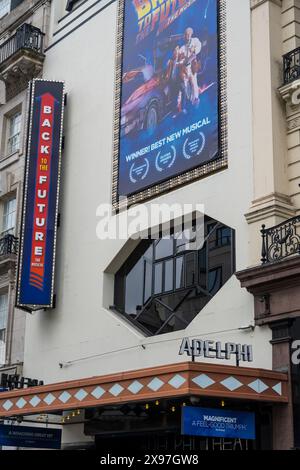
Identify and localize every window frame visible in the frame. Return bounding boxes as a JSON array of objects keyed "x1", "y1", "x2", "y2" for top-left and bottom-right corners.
[
  {"x1": 7, "y1": 110, "x2": 22, "y2": 156},
  {"x1": 1, "y1": 196, "x2": 17, "y2": 236},
  {"x1": 0, "y1": 0, "x2": 11, "y2": 20},
  {"x1": 114, "y1": 218, "x2": 235, "y2": 336}
]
